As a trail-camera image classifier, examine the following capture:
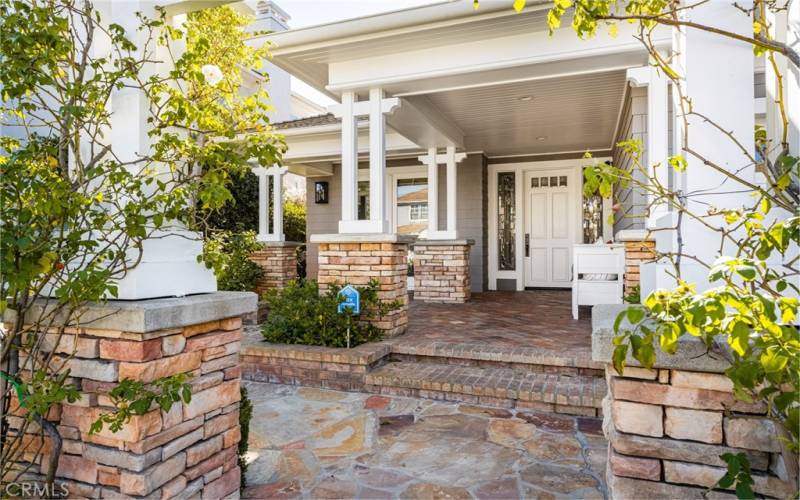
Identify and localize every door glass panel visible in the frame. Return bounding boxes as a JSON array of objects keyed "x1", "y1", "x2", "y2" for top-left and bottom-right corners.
[
  {"x1": 497, "y1": 172, "x2": 516, "y2": 271},
  {"x1": 559, "y1": 176, "x2": 568, "y2": 186},
  {"x1": 550, "y1": 176, "x2": 558, "y2": 187},
  {"x1": 531, "y1": 177, "x2": 539, "y2": 188},
  {"x1": 396, "y1": 177, "x2": 428, "y2": 236},
  {"x1": 540, "y1": 176, "x2": 548, "y2": 187}
]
